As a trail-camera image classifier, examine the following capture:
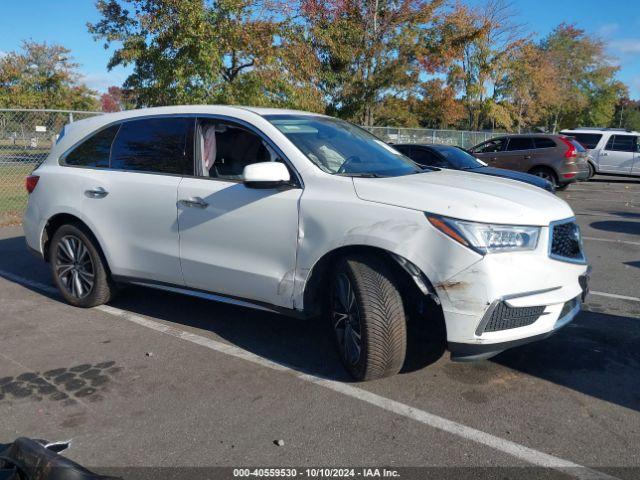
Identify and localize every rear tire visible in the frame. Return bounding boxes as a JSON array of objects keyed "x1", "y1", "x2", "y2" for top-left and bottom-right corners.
[
  {"x1": 329, "y1": 254, "x2": 407, "y2": 381},
  {"x1": 587, "y1": 162, "x2": 595, "y2": 179},
  {"x1": 50, "y1": 224, "x2": 115, "y2": 308},
  {"x1": 529, "y1": 167, "x2": 559, "y2": 188}
]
